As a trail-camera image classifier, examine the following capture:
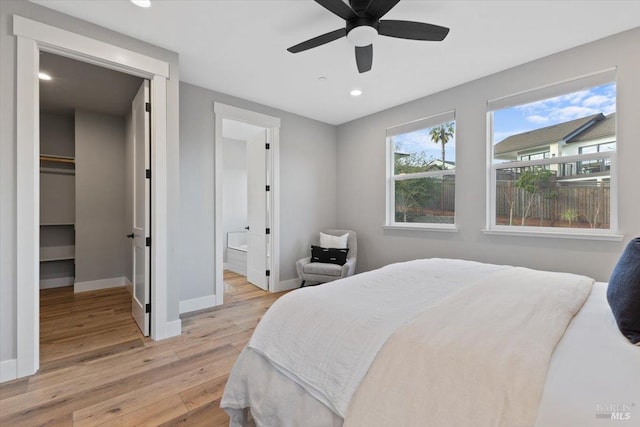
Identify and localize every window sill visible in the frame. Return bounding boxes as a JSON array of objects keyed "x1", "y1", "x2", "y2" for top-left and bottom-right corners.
[
  {"x1": 482, "y1": 228, "x2": 623, "y2": 241},
  {"x1": 383, "y1": 224, "x2": 459, "y2": 233}
]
